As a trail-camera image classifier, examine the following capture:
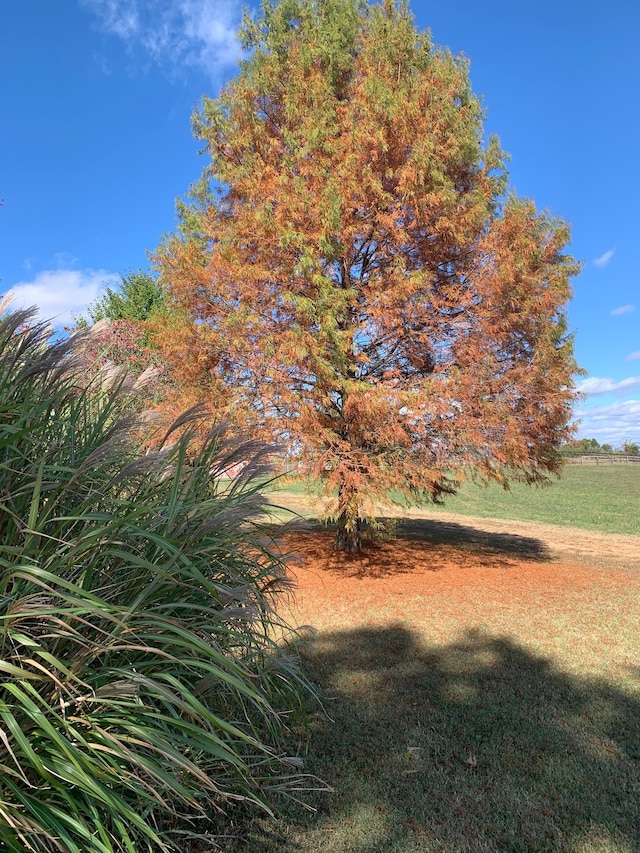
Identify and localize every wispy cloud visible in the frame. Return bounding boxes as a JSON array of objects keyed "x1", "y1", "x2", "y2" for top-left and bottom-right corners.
[
  {"x1": 51, "y1": 251, "x2": 79, "y2": 269},
  {"x1": 574, "y1": 399, "x2": 640, "y2": 446},
  {"x1": 626, "y1": 351, "x2": 640, "y2": 361},
  {"x1": 81, "y1": 0, "x2": 245, "y2": 78},
  {"x1": 4, "y1": 268, "x2": 119, "y2": 327},
  {"x1": 594, "y1": 249, "x2": 614, "y2": 268},
  {"x1": 89, "y1": 0, "x2": 139, "y2": 39},
  {"x1": 576, "y1": 376, "x2": 640, "y2": 397},
  {"x1": 611, "y1": 304, "x2": 635, "y2": 316}
]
